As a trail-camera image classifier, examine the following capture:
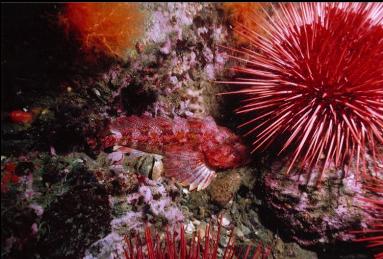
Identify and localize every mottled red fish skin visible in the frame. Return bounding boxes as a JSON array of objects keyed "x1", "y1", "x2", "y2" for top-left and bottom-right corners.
[{"x1": 102, "y1": 115, "x2": 249, "y2": 169}]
